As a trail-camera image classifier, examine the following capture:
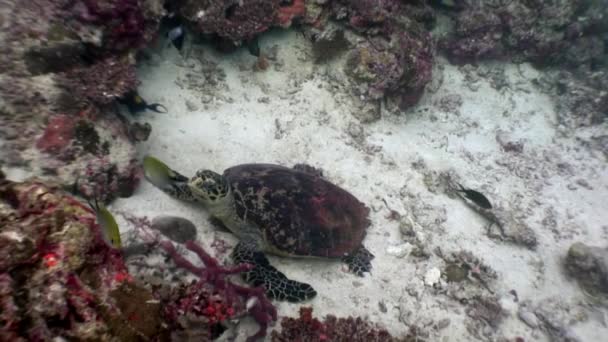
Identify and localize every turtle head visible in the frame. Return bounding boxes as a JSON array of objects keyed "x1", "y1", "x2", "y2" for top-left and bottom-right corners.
[{"x1": 188, "y1": 170, "x2": 230, "y2": 206}]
